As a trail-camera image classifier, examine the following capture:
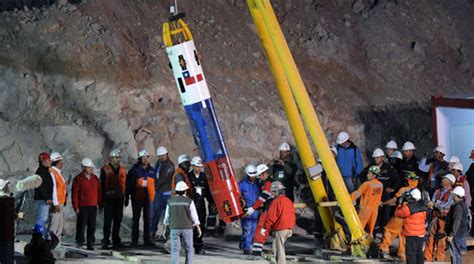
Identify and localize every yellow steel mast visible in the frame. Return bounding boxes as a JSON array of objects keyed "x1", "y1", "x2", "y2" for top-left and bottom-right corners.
[{"x1": 247, "y1": 0, "x2": 368, "y2": 257}]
